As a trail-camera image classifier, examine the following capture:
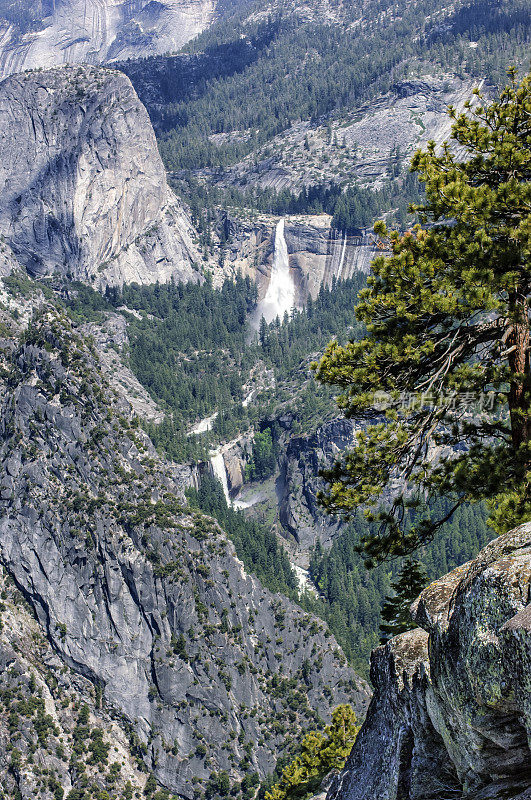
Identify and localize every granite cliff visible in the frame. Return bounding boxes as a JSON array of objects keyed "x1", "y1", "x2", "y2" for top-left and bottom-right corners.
[
  {"x1": 328, "y1": 526, "x2": 531, "y2": 800},
  {"x1": 0, "y1": 281, "x2": 370, "y2": 798},
  {"x1": 0, "y1": 0, "x2": 223, "y2": 78},
  {"x1": 0, "y1": 563, "x2": 152, "y2": 799},
  {"x1": 219, "y1": 214, "x2": 374, "y2": 306},
  {"x1": 278, "y1": 419, "x2": 357, "y2": 555},
  {"x1": 0, "y1": 65, "x2": 202, "y2": 288}
]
